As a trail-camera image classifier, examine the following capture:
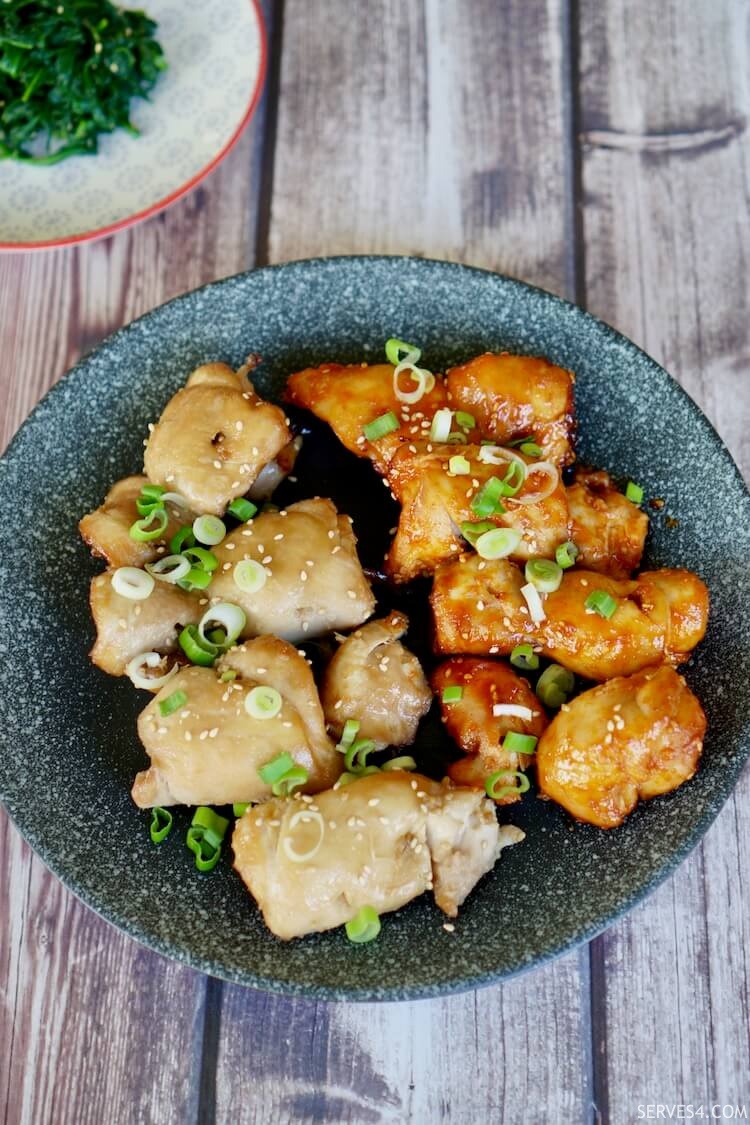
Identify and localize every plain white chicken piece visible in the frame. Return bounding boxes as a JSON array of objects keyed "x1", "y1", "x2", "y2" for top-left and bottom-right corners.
[
  {"x1": 208, "y1": 498, "x2": 376, "y2": 643},
  {"x1": 232, "y1": 772, "x2": 524, "y2": 940},
  {"x1": 89, "y1": 570, "x2": 200, "y2": 676},
  {"x1": 79, "y1": 475, "x2": 191, "y2": 569},
  {"x1": 132, "y1": 637, "x2": 340, "y2": 808},
  {"x1": 143, "y1": 361, "x2": 291, "y2": 515},
  {"x1": 321, "y1": 612, "x2": 431, "y2": 749}
]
